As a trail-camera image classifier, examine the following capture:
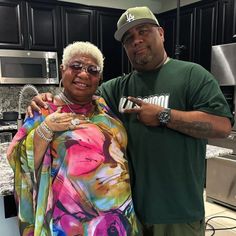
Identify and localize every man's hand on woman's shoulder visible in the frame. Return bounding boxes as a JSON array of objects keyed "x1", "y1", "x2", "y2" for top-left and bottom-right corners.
[{"x1": 26, "y1": 93, "x2": 53, "y2": 117}]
